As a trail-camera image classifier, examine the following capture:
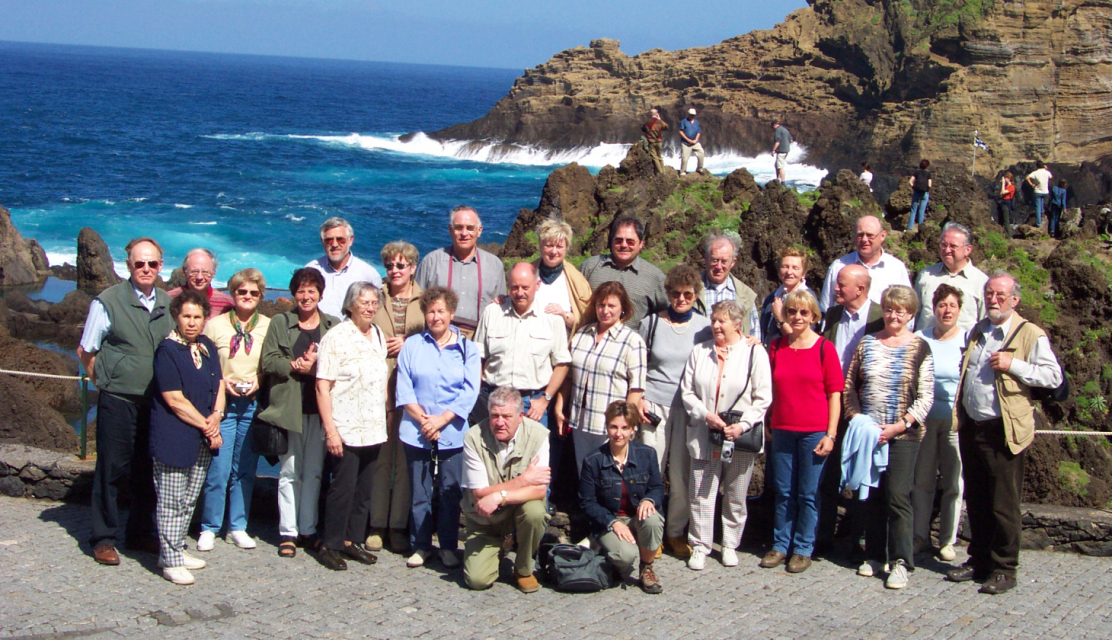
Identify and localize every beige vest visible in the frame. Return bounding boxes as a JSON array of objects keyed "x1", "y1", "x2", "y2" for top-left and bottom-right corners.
[{"x1": 461, "y1": 417, "x2": 548, "y2": 526}]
